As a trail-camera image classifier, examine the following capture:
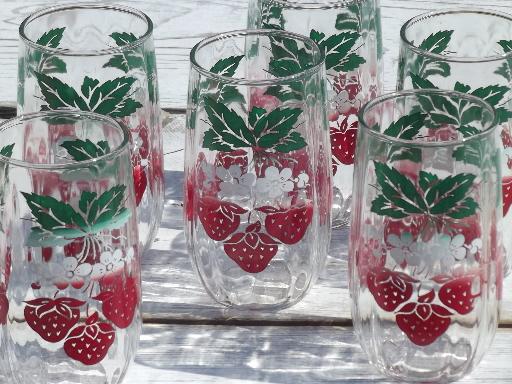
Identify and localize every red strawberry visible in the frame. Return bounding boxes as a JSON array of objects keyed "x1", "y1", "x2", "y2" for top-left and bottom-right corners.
[
  {"x1": 503, "y1": 176, "x2": 512, "y2": 216},
  {"x1": 258, "y1": 203, "x2": 313, "y2": 245},
  {"x1": 198, "y1": 196, "x2": 247, "y2": 241},
  {"x1": 331, "y1": 112, "x2": 358, "y2": 171},
  {"x1": 64, "y1": 312, "x2": 115, "y2": 366},
  {"x1": 367, "y1": 267, "x2": 417, "y2": 312},
  {"x1": 95, "y1": 275, "x2": 138, "y2": 329},
  {"x1": 133, "y1": 164, "x2": 147, "y2": 206},
  {"x1": 396, "y1": 290, "x2": 453, "y2": 346},
  {"x1": 215, "y1": 150, "x2": 248, "y2": 174},
  {"x1": 137, "y1": 122, "x2": 149, "y2": 160},
  {"x1": 24, "y1": 297, "x2": 85, "y2": 342},
  {"x1": 501, "y1": 127, "x2": 512, "y2": 148},
  {"x1": 0, "y1": 284, "x2": 8, "y2": 325},
  {"x1": 438, "y1": 275, "x2": 480, "y2": 315},
  {"x1": 64, "y1": 237, "x2": 100, "y2": 265},
  {"x1": 223, "y1": 221, "x2": 278, "y2": 273}
]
